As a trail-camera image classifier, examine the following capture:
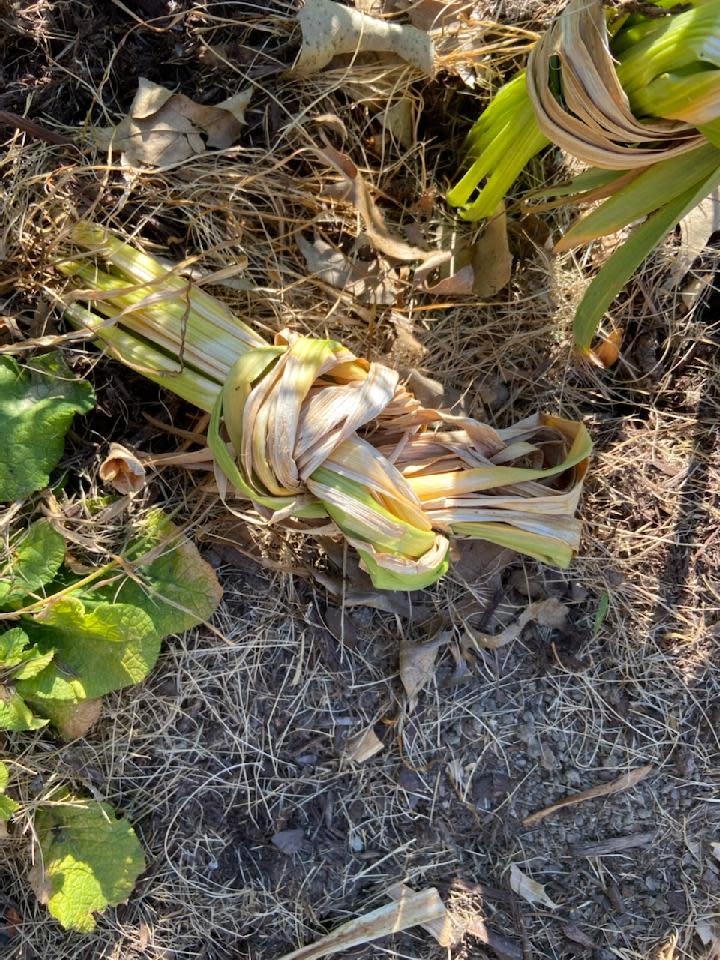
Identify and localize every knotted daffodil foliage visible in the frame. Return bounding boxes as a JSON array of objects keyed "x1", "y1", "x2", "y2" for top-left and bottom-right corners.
[
  {"x1": 59, "y1": 222, "x2": 591, "y2": 591},
  {"x1": 448, "y1": 0, "x2": 720, "y2": 351}
]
